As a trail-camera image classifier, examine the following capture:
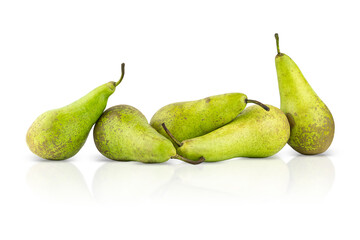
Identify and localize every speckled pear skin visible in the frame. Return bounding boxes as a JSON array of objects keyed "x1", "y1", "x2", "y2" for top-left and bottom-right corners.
[
  {"x1": 177, "y1": 105, "x2": 290, "y2": 161},
  {"x1": 26, "y1": 82, "x2": 117, "y2": 160},
  {"x1": 93, "y1": 105, "x2": 176, "y2": 163},
  {"x1": 275, "y1": 38, "x2": 335, "y2": 155},
  {"x1": 150, "y1": 93, "x2": 248, "y2": 145}
]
